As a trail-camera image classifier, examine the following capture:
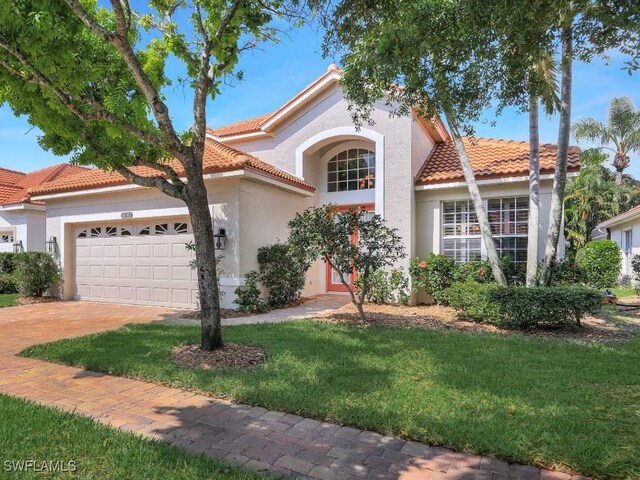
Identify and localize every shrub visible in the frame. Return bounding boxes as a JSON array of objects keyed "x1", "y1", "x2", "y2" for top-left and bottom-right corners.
[
  {"x1": 632, "y1": 254, "x2": 640, "y2": 295},
  {"x1": 540, "y1": 258, "x2": 584, "y2": 286},
  {"x1": 441, "y1": 281, "x2": 501, "y2": 323},
  {"x1": 234, "y1": 271, "x2": 266, "y2": 313},
  {"x1": 455, "y1": 259, "x2": 493, "y2": 283},
  {"x1": 12, "y1": 252, "x2": 60, "y2": 297},
  {"x1": 0, "y1": 273, "x2": 16, "y2": 294},
  {"x1": 0, "y1": 252, "x2": 16, "y2": 274},
  {"x1": 357, "y1": 268, "x2": 410, "y2": 305},
  {"x1": 257, "y1": 243, "x2": 309, "y2": 308},
  {"x1": 488, "y1": 285, "x2": 602, "y2": 328},
  {"x1": 576, "y1": 240, "x2": 621, "y2": 288},
  {"x1": 410, "y1": 254, "x2": 457, "y2": 304}
]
